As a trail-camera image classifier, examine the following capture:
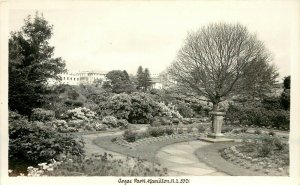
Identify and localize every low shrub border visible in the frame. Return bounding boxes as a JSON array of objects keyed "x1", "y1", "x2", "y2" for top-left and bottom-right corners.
[{"x1": 114, "y1": 133, "x2": 199, "y2": 149}]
